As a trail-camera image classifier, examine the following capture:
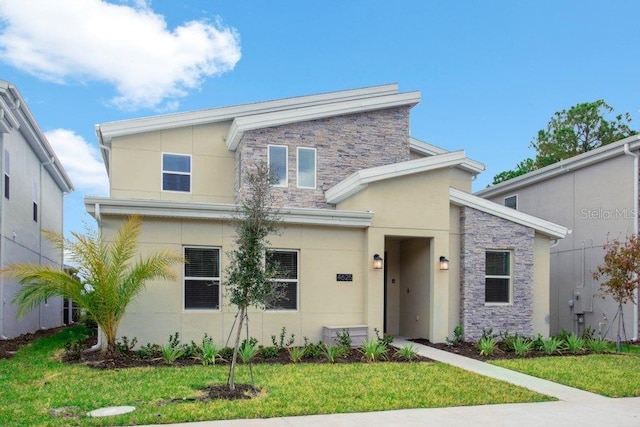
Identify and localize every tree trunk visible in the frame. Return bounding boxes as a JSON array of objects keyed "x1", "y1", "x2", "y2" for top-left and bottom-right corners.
[{"x1": 228, "y1": 306, "x2": 245, "y2": 391}]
